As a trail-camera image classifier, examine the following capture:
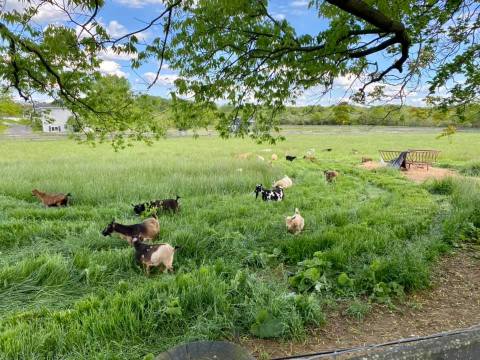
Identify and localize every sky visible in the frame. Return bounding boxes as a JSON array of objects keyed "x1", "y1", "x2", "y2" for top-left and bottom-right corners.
[{"x1": 5, "y1": 0, "x2": 430, "y2": 106}]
